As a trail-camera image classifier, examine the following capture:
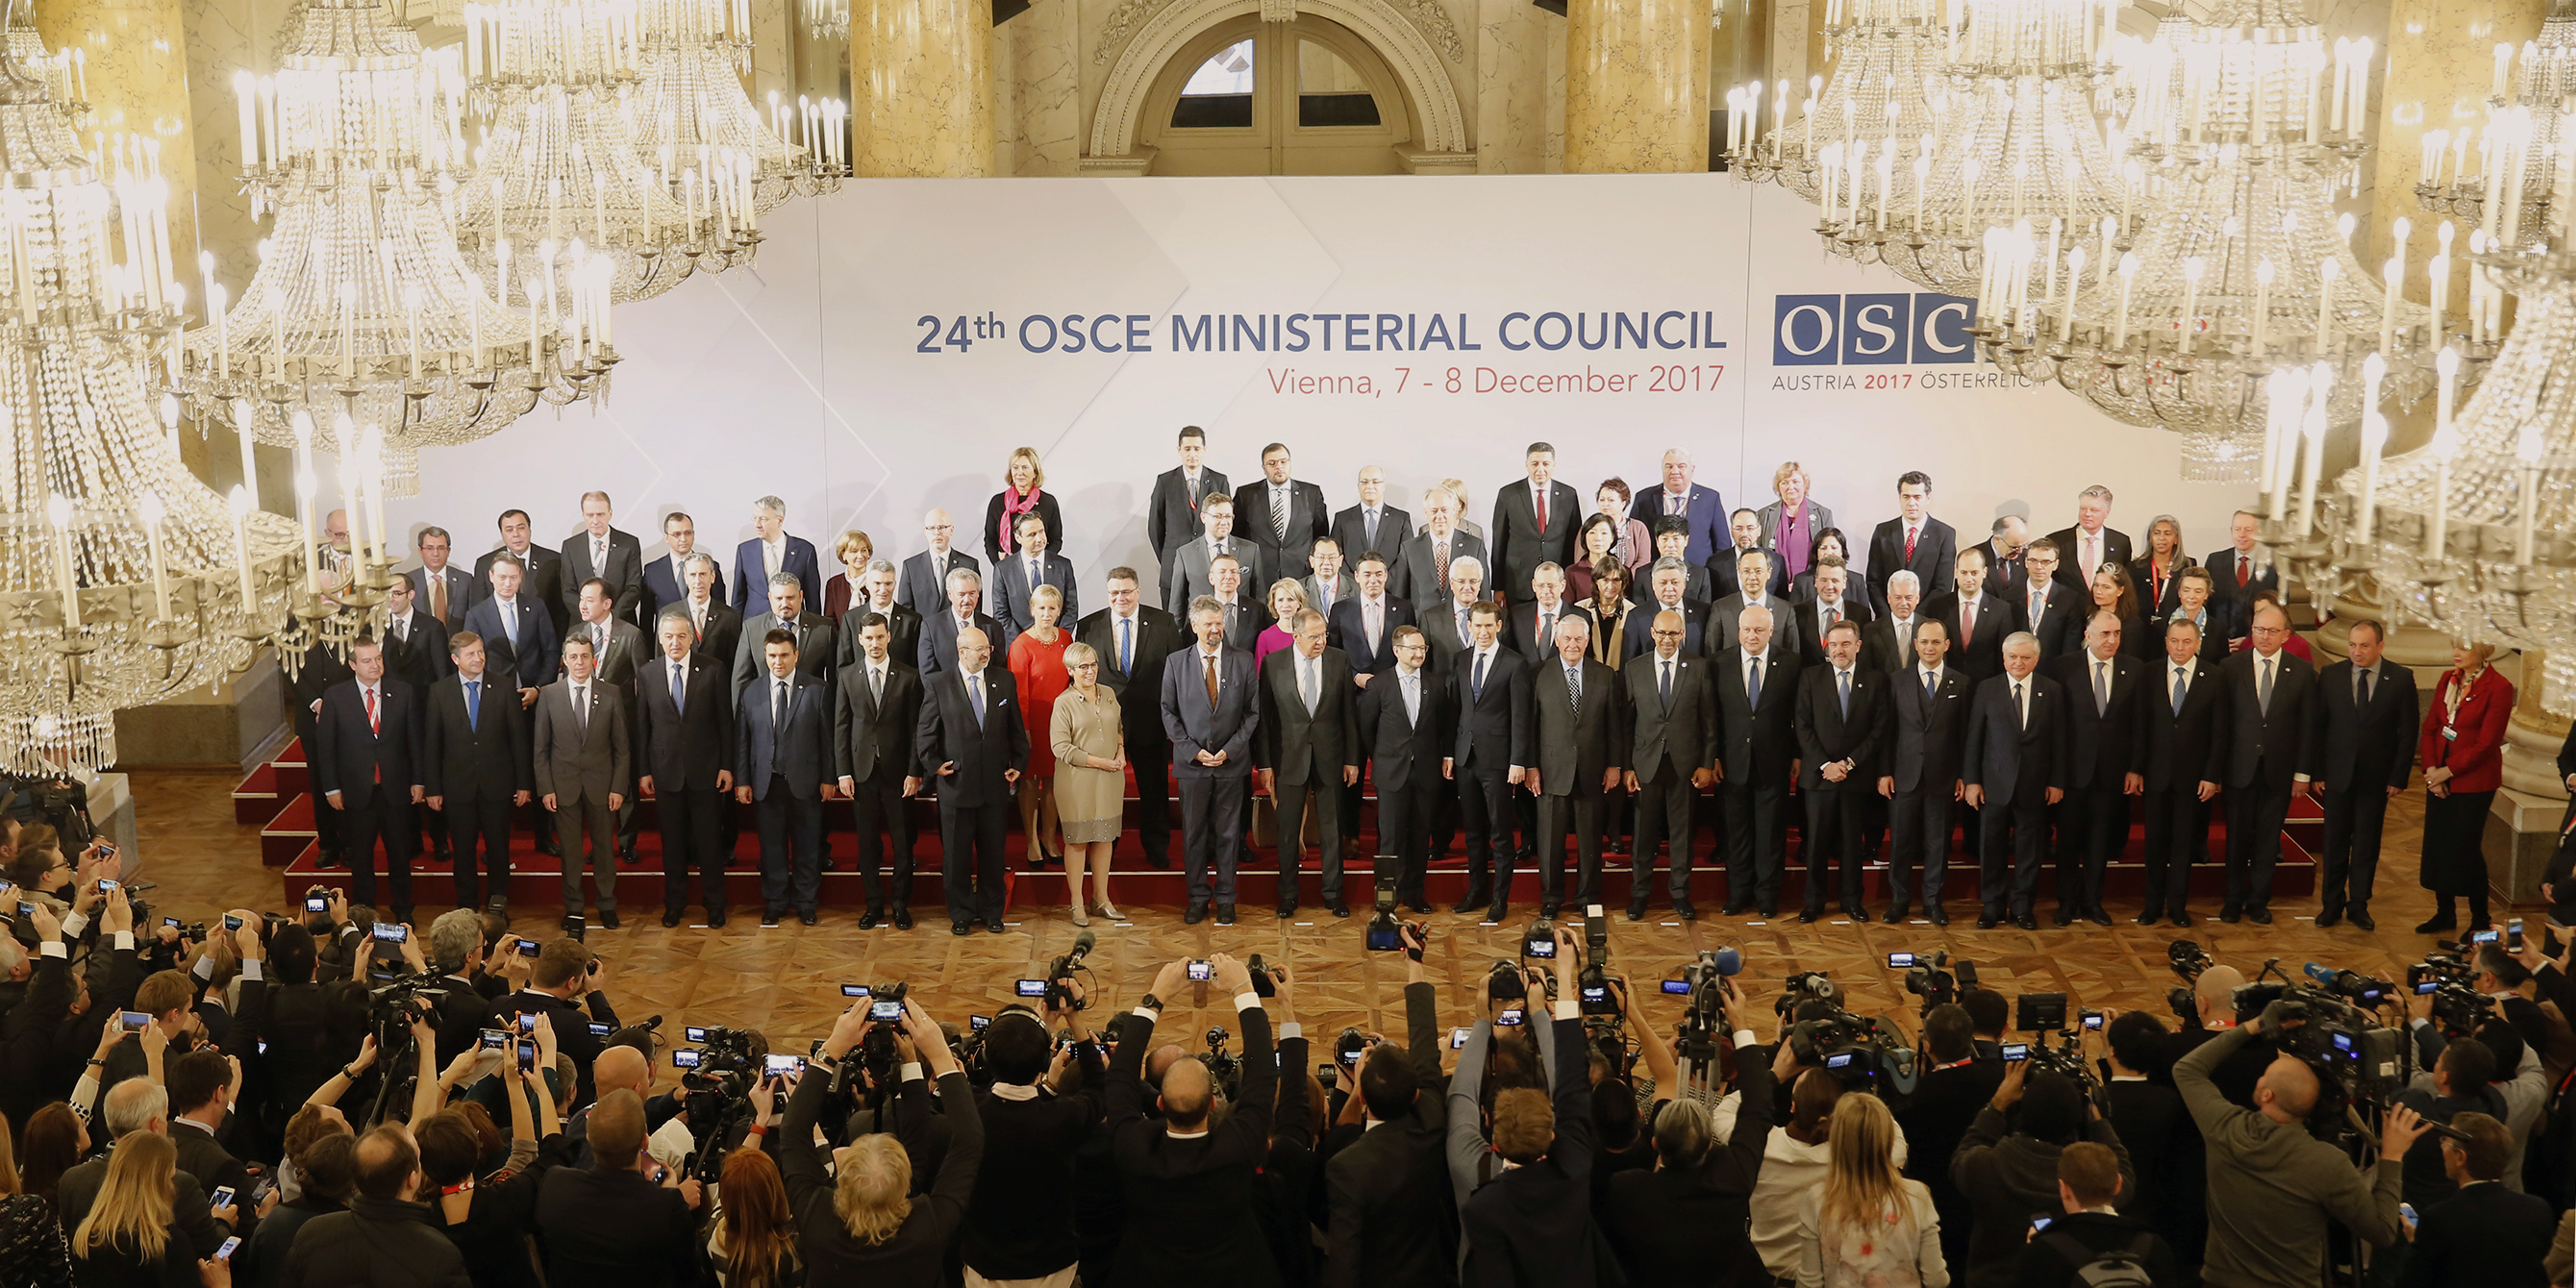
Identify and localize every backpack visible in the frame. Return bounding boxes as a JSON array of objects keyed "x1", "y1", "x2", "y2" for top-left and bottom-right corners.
[{"x1": 2040, "y1": 1229, "x2": 2158, "y2": 1288}]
